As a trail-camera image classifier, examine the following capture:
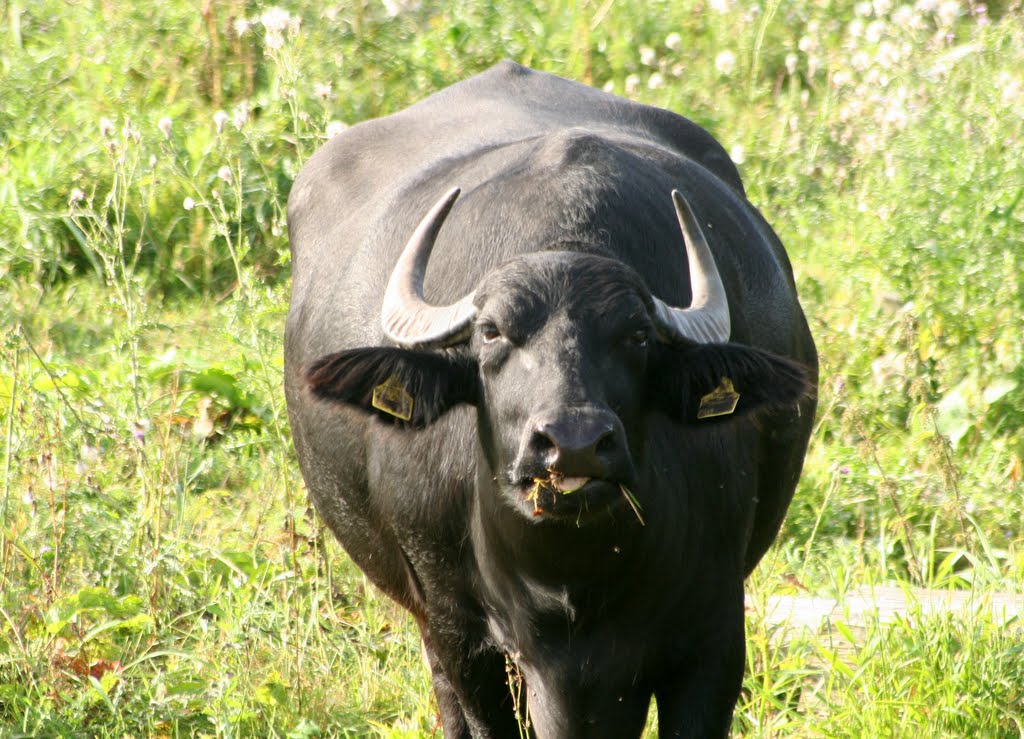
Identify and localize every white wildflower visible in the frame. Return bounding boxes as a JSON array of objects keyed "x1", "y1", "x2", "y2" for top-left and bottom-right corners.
[
  {"x1": 234, "y1": 17, "x2": 251, "y2": 37},
  {"x1": 603, "y1": 80, "x2": 615, "y2": 93},
  {"x1": 647, "y1": 72, "x2": 665, "y2": 90},
  {"x1": 729, "y1": 144, "x2": 746, "y2": 164},
  {"x1": 183, "y1": 197, "x2": 196, "y2": 211},
  {"x1": 157, "y1": 116, "x2": 173, "y2": 141},
  {"x1": 665, "y1": 32, "x2": 682, "y2": 52},
  {"x1": 915, "y1": 0, "x2": 939, "y2": 11},
  {"x1": 123, "y1": 120, "x2": 141, "y2": 144},
  {"x1": 832, "y1": 69, "x2": 853, "y2": 87},
  {"x1": 785, "y1": 53, "x2": 798, "y2": 76},
  {"x1": 936, "y1": 0, "x2": 960, "y2": 25},
  {"x1": 708, "y1": 0, "x2": 731, "y2": 13},
  {"x1": 884, "y1": 100, "x2": 908, "y2": 129},
  {"x1": 233, "y1": 102, "x2": 249, "y2": 130},
  {"x1": 260, "y1": 7, "x2": 291, "y2": 34},
  {"x1": 865, "y1": 67, "x2": 889, "y2": 87},
  {"x1": 80, "y1": 443, "x2": 99, "y2": 466},
  {"x1": 213, "y1": 110, "x2": 229, "y2": 133},
  {"x1": 715, "y1": 50, "x2": 736, "y2": 76},
  {"x1": 892, "y1": 5, "x2": 920, "y2": 28},
  {"x1": 873, "y1": 0, "x2": 893, "y2": 15},
  {"x1": 624, "y1": 74, "x2": 641, "y2": 96},
  {"x1": 325, "y1": 121, "x2": 348, "y2": 138},
  {"x1": 314, "y1": 82, "x2": 333, "y2": 100},
  {"x1": 69, "y1": 188, "x2": 86, "y2": 204},
  {"x1": 99, "y1": 117, "x2": 115, "y2": 138},
  {"x1": 851, "y1": 50, "x2": 872, "y2": 70},
  {"x1": 876, "y1": 40, "x2": 900, "y2": 67},
  {"x1": 640, "y1": 46, "x2": 657, "y2": 67},
  {"x1": 866, "y1": 20, "x2": 887, "y2": 42},
  {"x1": 261, "y1": 7, "x2": 292, "y2": 49},
  {"x1": 217, "y1": 166, "x2": 233, "y2": 184},
  {"x1": 848, "y1": 18, "x2": 864, "y2": 38},
  {"x1": 382, "y1": 0, "x2": 422, "y2": 16},
  {"x1": 999, "y1": 72, "x2": 1022, "y2": 103},
  {"x1": 855, "y1": 1, "x2": 873, "y2": 16}
]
